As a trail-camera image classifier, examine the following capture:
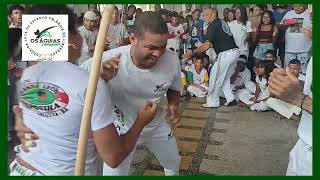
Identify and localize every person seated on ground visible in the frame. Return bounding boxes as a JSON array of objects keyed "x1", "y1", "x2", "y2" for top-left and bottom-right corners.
[
  {"x1": 186, "y1": 56, "x2": 209, "y2": 98},
  {"x1": 239, "y1": 60, "x2": 275, "y2": 111},
  {"x1": 270, "y1": 59, "x2": 304, "y2": 122},
  {"x1": 229, "y1": 55, "x2": 251, "y2": 104},
  {"x1": 288, "y1": 59, "x2": 305, "y2": 82}
]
